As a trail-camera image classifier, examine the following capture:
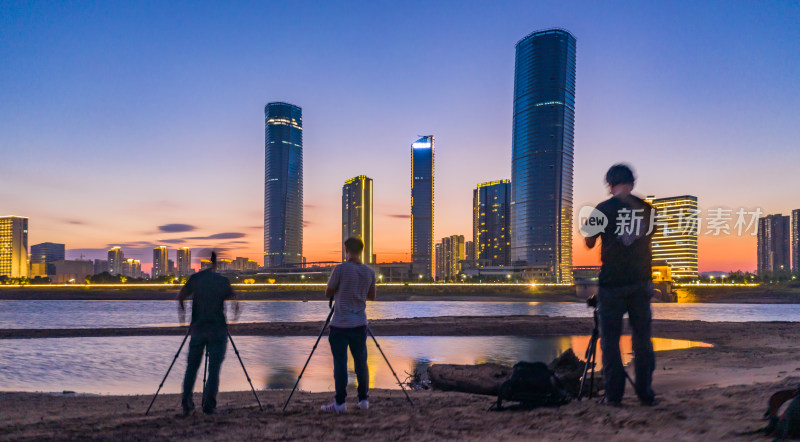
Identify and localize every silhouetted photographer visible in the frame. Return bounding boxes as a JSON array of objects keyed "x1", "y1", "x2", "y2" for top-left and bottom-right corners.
[
  {"x1": 177, "y1": 251, "x2": 240, "y2": 416},
  {"x1": 584, "y1": 164, "x2": 657, "y2": 406}
]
